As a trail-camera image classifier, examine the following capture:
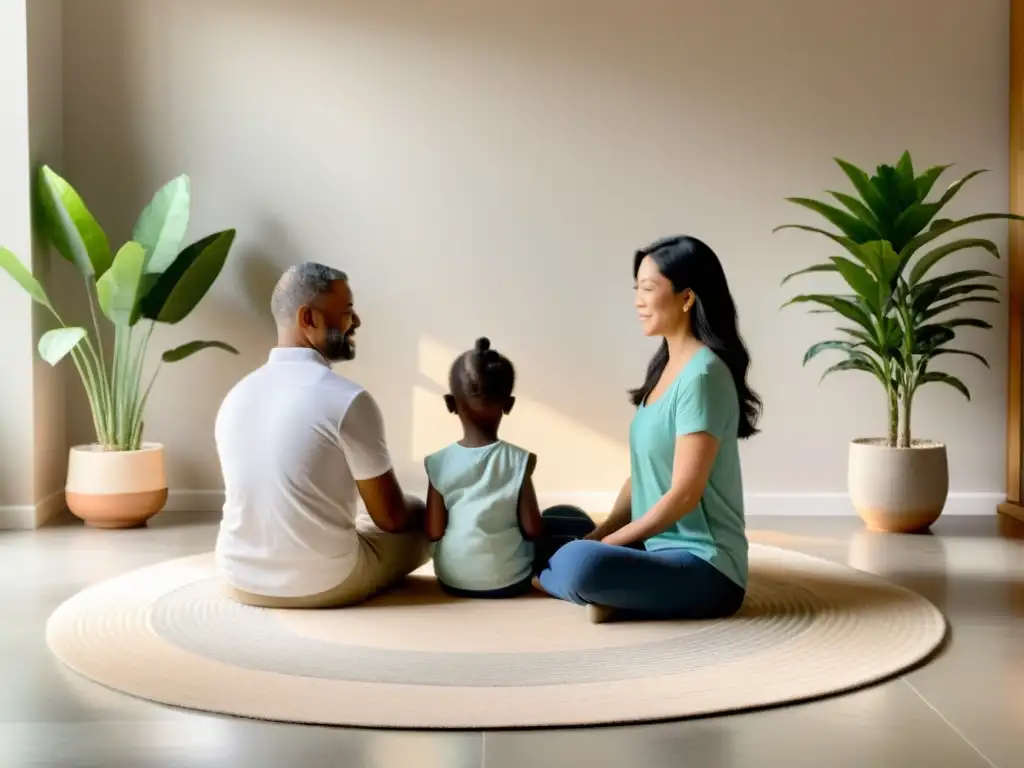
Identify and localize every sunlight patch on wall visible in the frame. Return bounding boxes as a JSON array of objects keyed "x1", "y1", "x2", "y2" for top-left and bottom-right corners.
[{"x1": 413, "y1": 338, "x2": 628, "y2": 491}]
